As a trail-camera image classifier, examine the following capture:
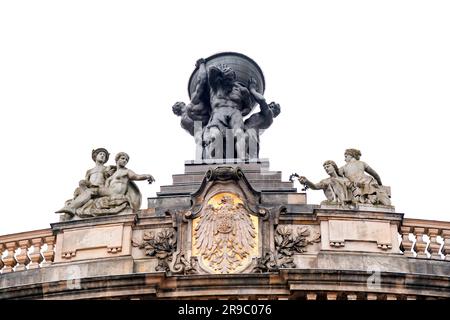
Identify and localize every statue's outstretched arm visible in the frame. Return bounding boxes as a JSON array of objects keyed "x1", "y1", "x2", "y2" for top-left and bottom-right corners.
[
  {"x1": 364, "y1": 163, "x2": 382, "y2": 185},
  {"x1": 127, "y1": 170, "x2": 155, "y2": 183},
  {"x1": 299, "y1": 176, "x2": 321, "y2": 190}
]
